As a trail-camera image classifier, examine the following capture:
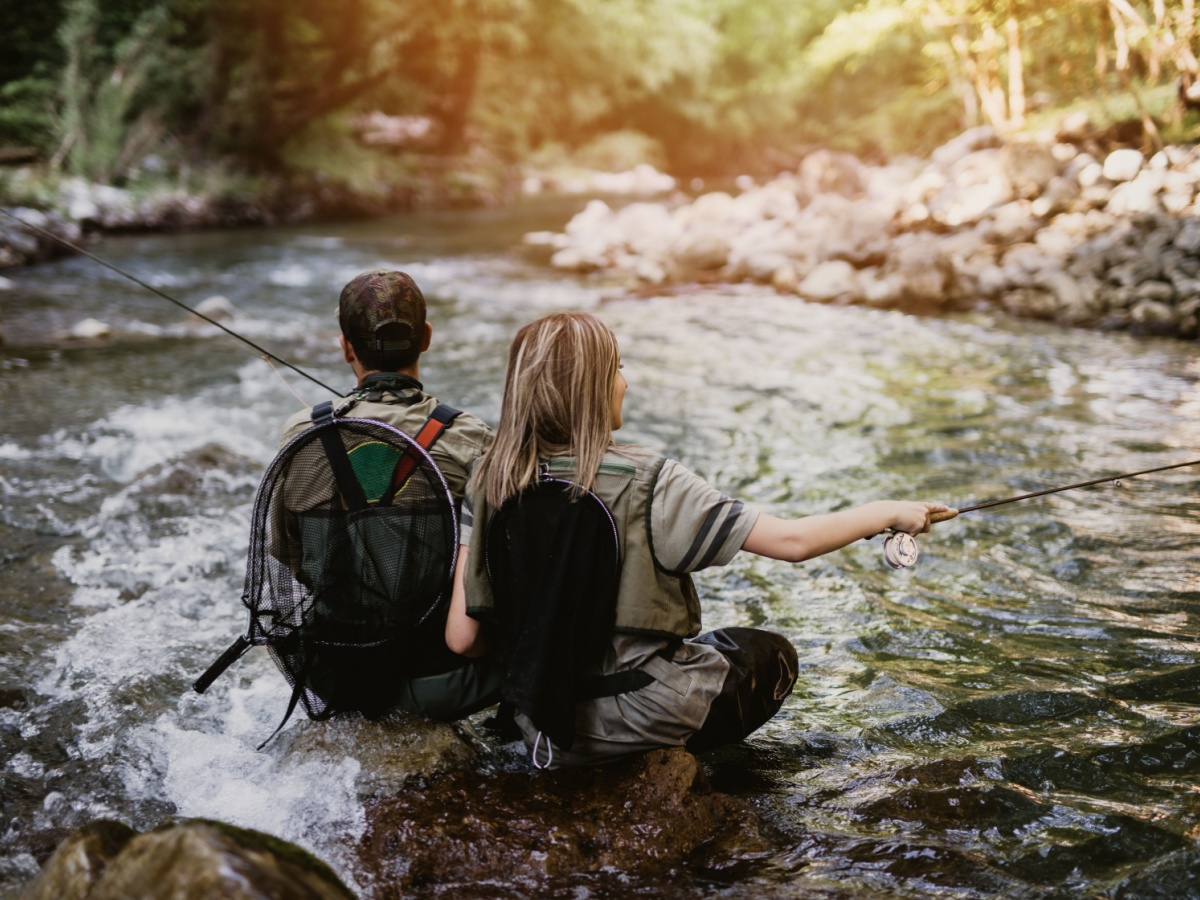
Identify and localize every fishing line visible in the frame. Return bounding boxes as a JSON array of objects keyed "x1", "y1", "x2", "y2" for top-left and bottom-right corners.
[
  {"x1": 0, "y1": 207, "x2": 338, "y2": 395},
  {"x1": 882, "y1": 457, "x2": 1200, "y2": 568}
]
